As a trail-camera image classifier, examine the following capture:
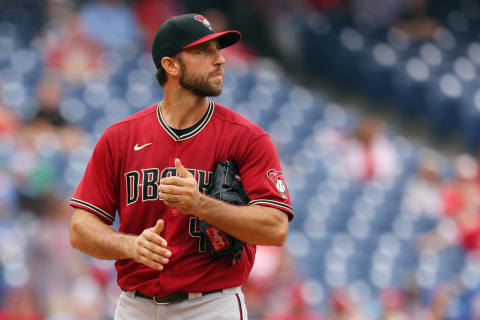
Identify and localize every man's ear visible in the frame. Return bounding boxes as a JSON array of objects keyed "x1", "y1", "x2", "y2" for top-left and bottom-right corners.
[{"x1": 161, "y1": 56, "x2": 180, "y2": 77}]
